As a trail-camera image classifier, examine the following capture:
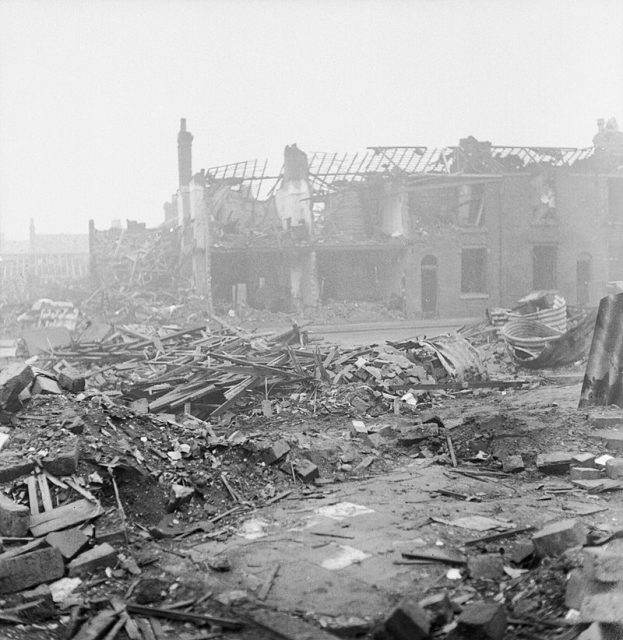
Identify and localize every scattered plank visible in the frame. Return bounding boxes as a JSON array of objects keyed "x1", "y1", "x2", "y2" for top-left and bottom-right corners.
[
  {"x1": 125, "y1": 604, "x2": 243, "y2": 630},
  {"x1": 257, "y1": 563, "x2": 280, "y2": 601},
  {"x1": 29, "y1": 499, "x2": 102, "y2": 537}
]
